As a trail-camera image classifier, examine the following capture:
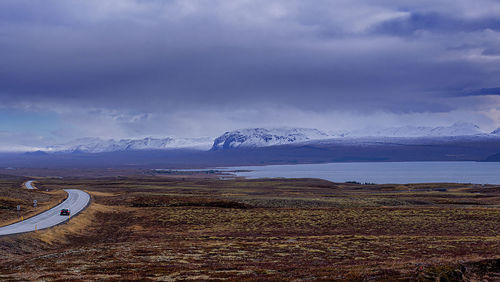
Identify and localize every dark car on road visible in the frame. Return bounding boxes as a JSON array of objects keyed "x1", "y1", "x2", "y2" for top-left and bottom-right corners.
[{"x1": 60, "y1": 209, "x2": 70, "y2": 216}]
